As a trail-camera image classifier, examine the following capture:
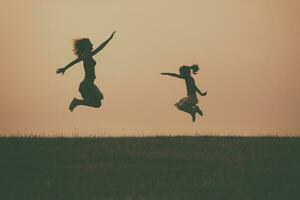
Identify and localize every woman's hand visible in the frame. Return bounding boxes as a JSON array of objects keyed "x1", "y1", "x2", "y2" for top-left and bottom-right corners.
[
  {"x1": 110, "y1": 31, "x2": 116, "y2": 39},
  {"x1": 56, "y1": 67, "x2": 66, "y2": 75}
]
